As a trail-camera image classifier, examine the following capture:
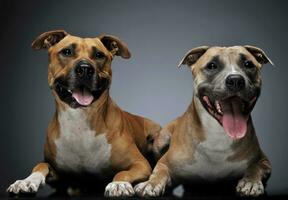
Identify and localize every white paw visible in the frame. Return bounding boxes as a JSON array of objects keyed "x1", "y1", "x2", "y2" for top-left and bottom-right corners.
[
  {"x1": 104, "y1": 181, "x2": 135, "y2": 197},
  {"x1": 134, "y1": 181, "x2": 165, "y2": 197},
  {"x1": 7, "y1": 172, "x2": 45, "y2": 194},
  {"x1": 236, "y1": 178, "x2": 264, "y2": 197}
]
